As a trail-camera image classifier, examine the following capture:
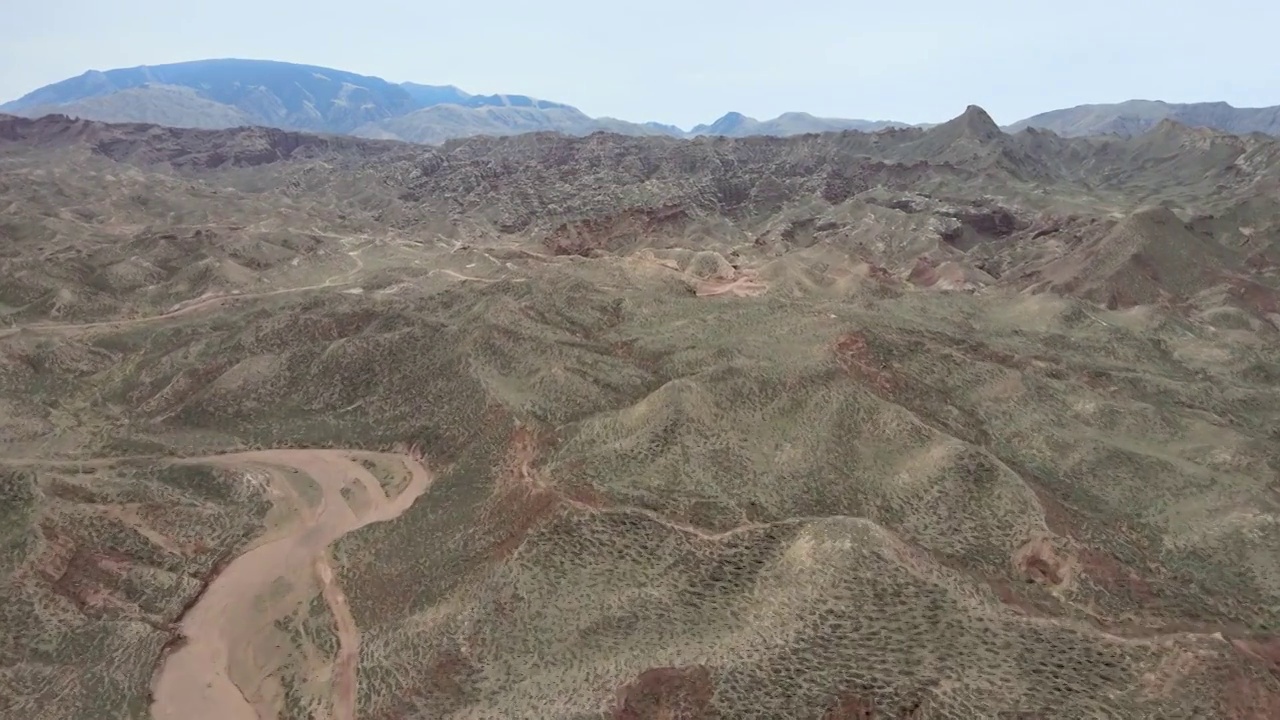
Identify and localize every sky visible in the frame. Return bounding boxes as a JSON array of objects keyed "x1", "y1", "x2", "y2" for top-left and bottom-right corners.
[{"x1": 3, "y1": 0, "x2": 1279, "y2": 129}]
